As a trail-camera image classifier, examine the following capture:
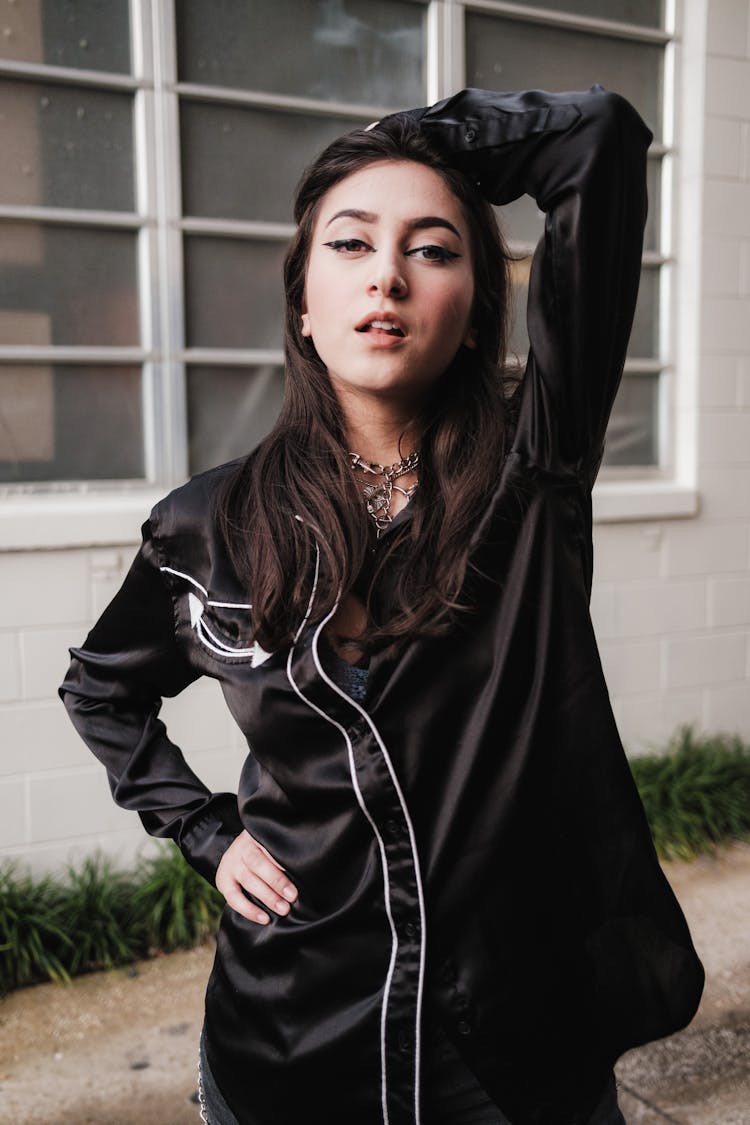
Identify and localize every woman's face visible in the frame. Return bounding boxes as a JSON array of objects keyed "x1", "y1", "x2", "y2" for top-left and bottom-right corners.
[{"x1": 301, "y1": 160, "x2": 476, "y2": 413}]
